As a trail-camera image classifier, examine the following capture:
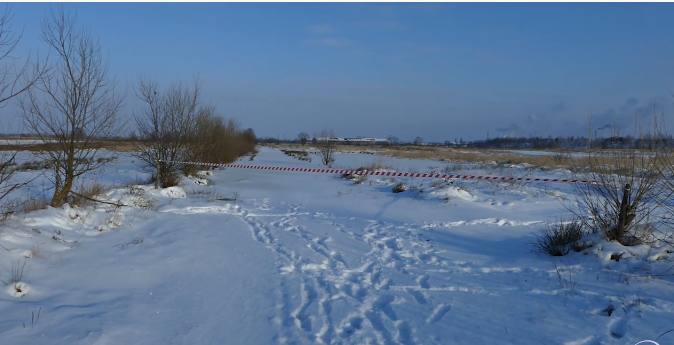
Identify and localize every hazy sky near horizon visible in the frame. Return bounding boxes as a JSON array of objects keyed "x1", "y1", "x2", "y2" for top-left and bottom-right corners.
[{"x1": 3, "y1": 2, "x2": 674, "y2": 142}]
